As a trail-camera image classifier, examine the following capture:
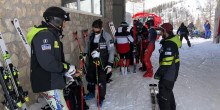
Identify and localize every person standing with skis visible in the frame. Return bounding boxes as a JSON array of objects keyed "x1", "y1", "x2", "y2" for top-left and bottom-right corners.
[
  {"x1": 83, "y1": 19, "x2": 115, "y2": 107},
  {"x1": 154, "y1": 23, "x2": 181, "y2": 110},
  {"x1": 115, "y1": 22, "x2": 134, "y2": 75},
  {"x1": 143, "y1": 20, "x2": 157, "y2": 77},
  {"x1": 27, "y1": 6, "x2": 82, "y2": 110}
]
